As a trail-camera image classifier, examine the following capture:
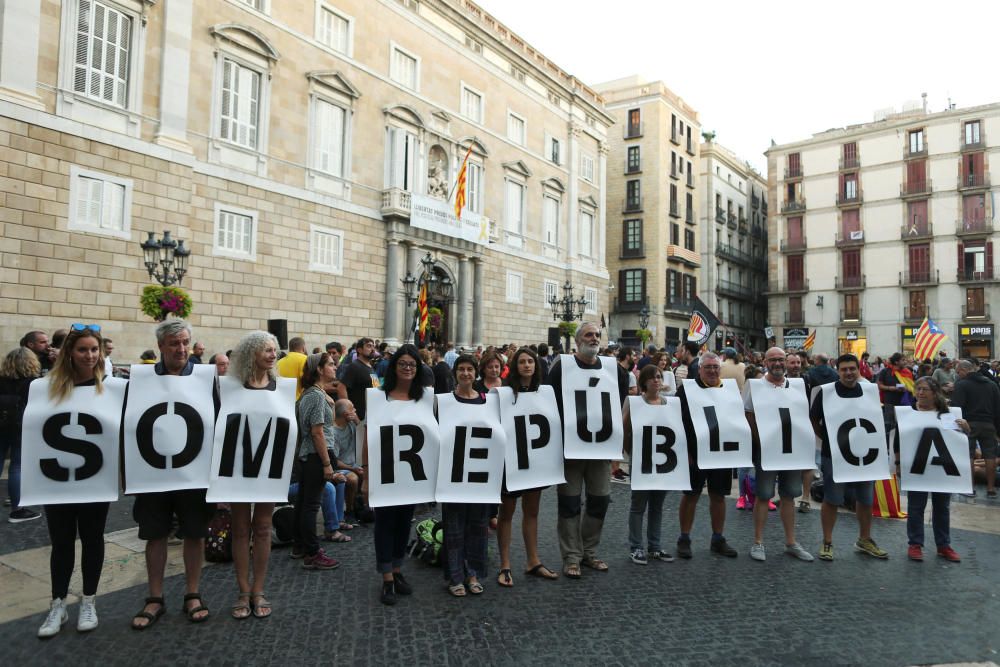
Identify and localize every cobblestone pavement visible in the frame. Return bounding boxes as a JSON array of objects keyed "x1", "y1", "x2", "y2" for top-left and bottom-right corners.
[{"x1": 0, "y1": 479, "x2": 998, "y2": 667}]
